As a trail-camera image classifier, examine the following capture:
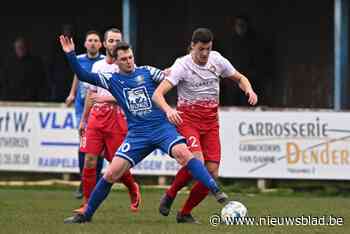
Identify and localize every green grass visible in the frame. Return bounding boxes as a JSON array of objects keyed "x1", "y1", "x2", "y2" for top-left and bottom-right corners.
[{"x1": 0, "y1": 186, "x2": 349, "y2": 234}]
